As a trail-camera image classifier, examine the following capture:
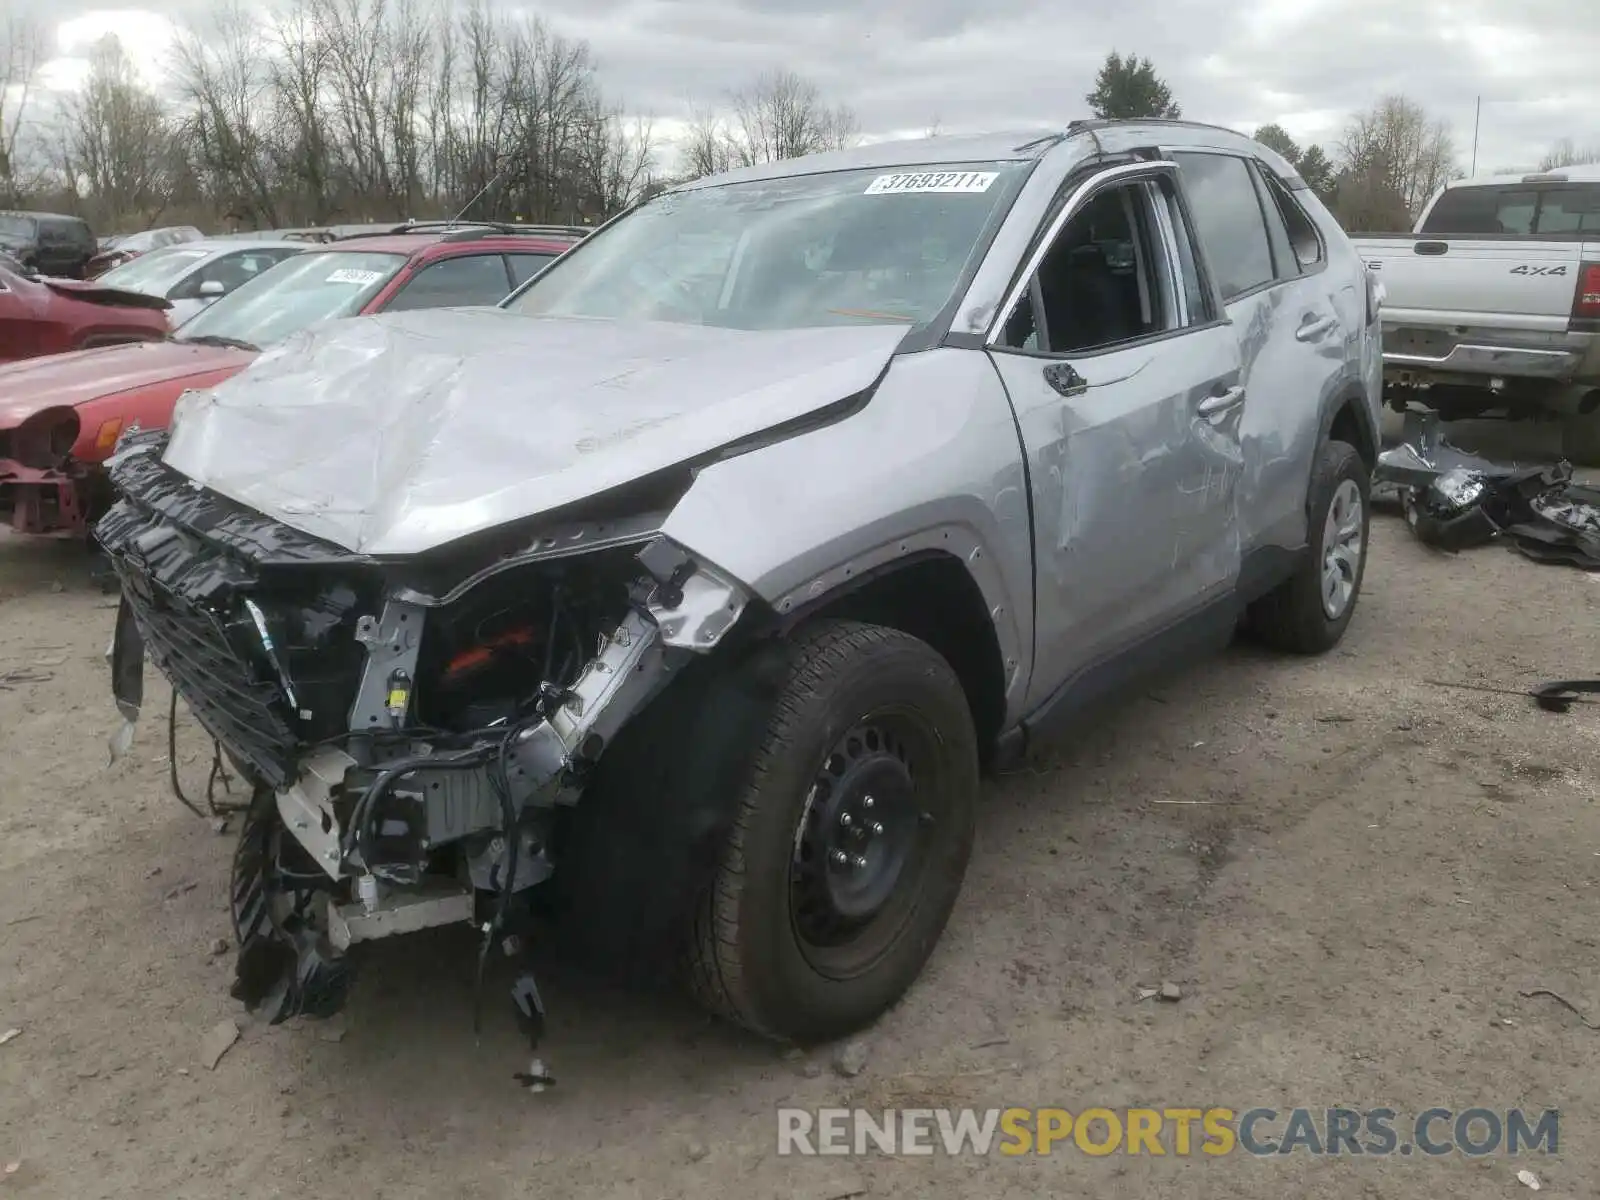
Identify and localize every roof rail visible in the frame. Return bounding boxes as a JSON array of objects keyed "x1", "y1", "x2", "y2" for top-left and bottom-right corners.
[{"x1": 329, "y1": 220, "x2": 591, "y2": 243}]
